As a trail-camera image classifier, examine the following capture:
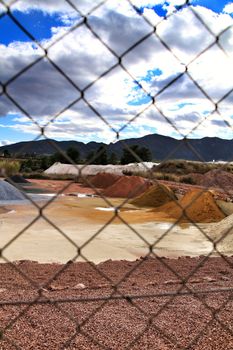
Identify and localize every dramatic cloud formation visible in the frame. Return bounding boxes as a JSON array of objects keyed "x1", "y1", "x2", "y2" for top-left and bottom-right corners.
[{"x1": 0, "y1": 0, "x2": 233, "y2": 143}]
